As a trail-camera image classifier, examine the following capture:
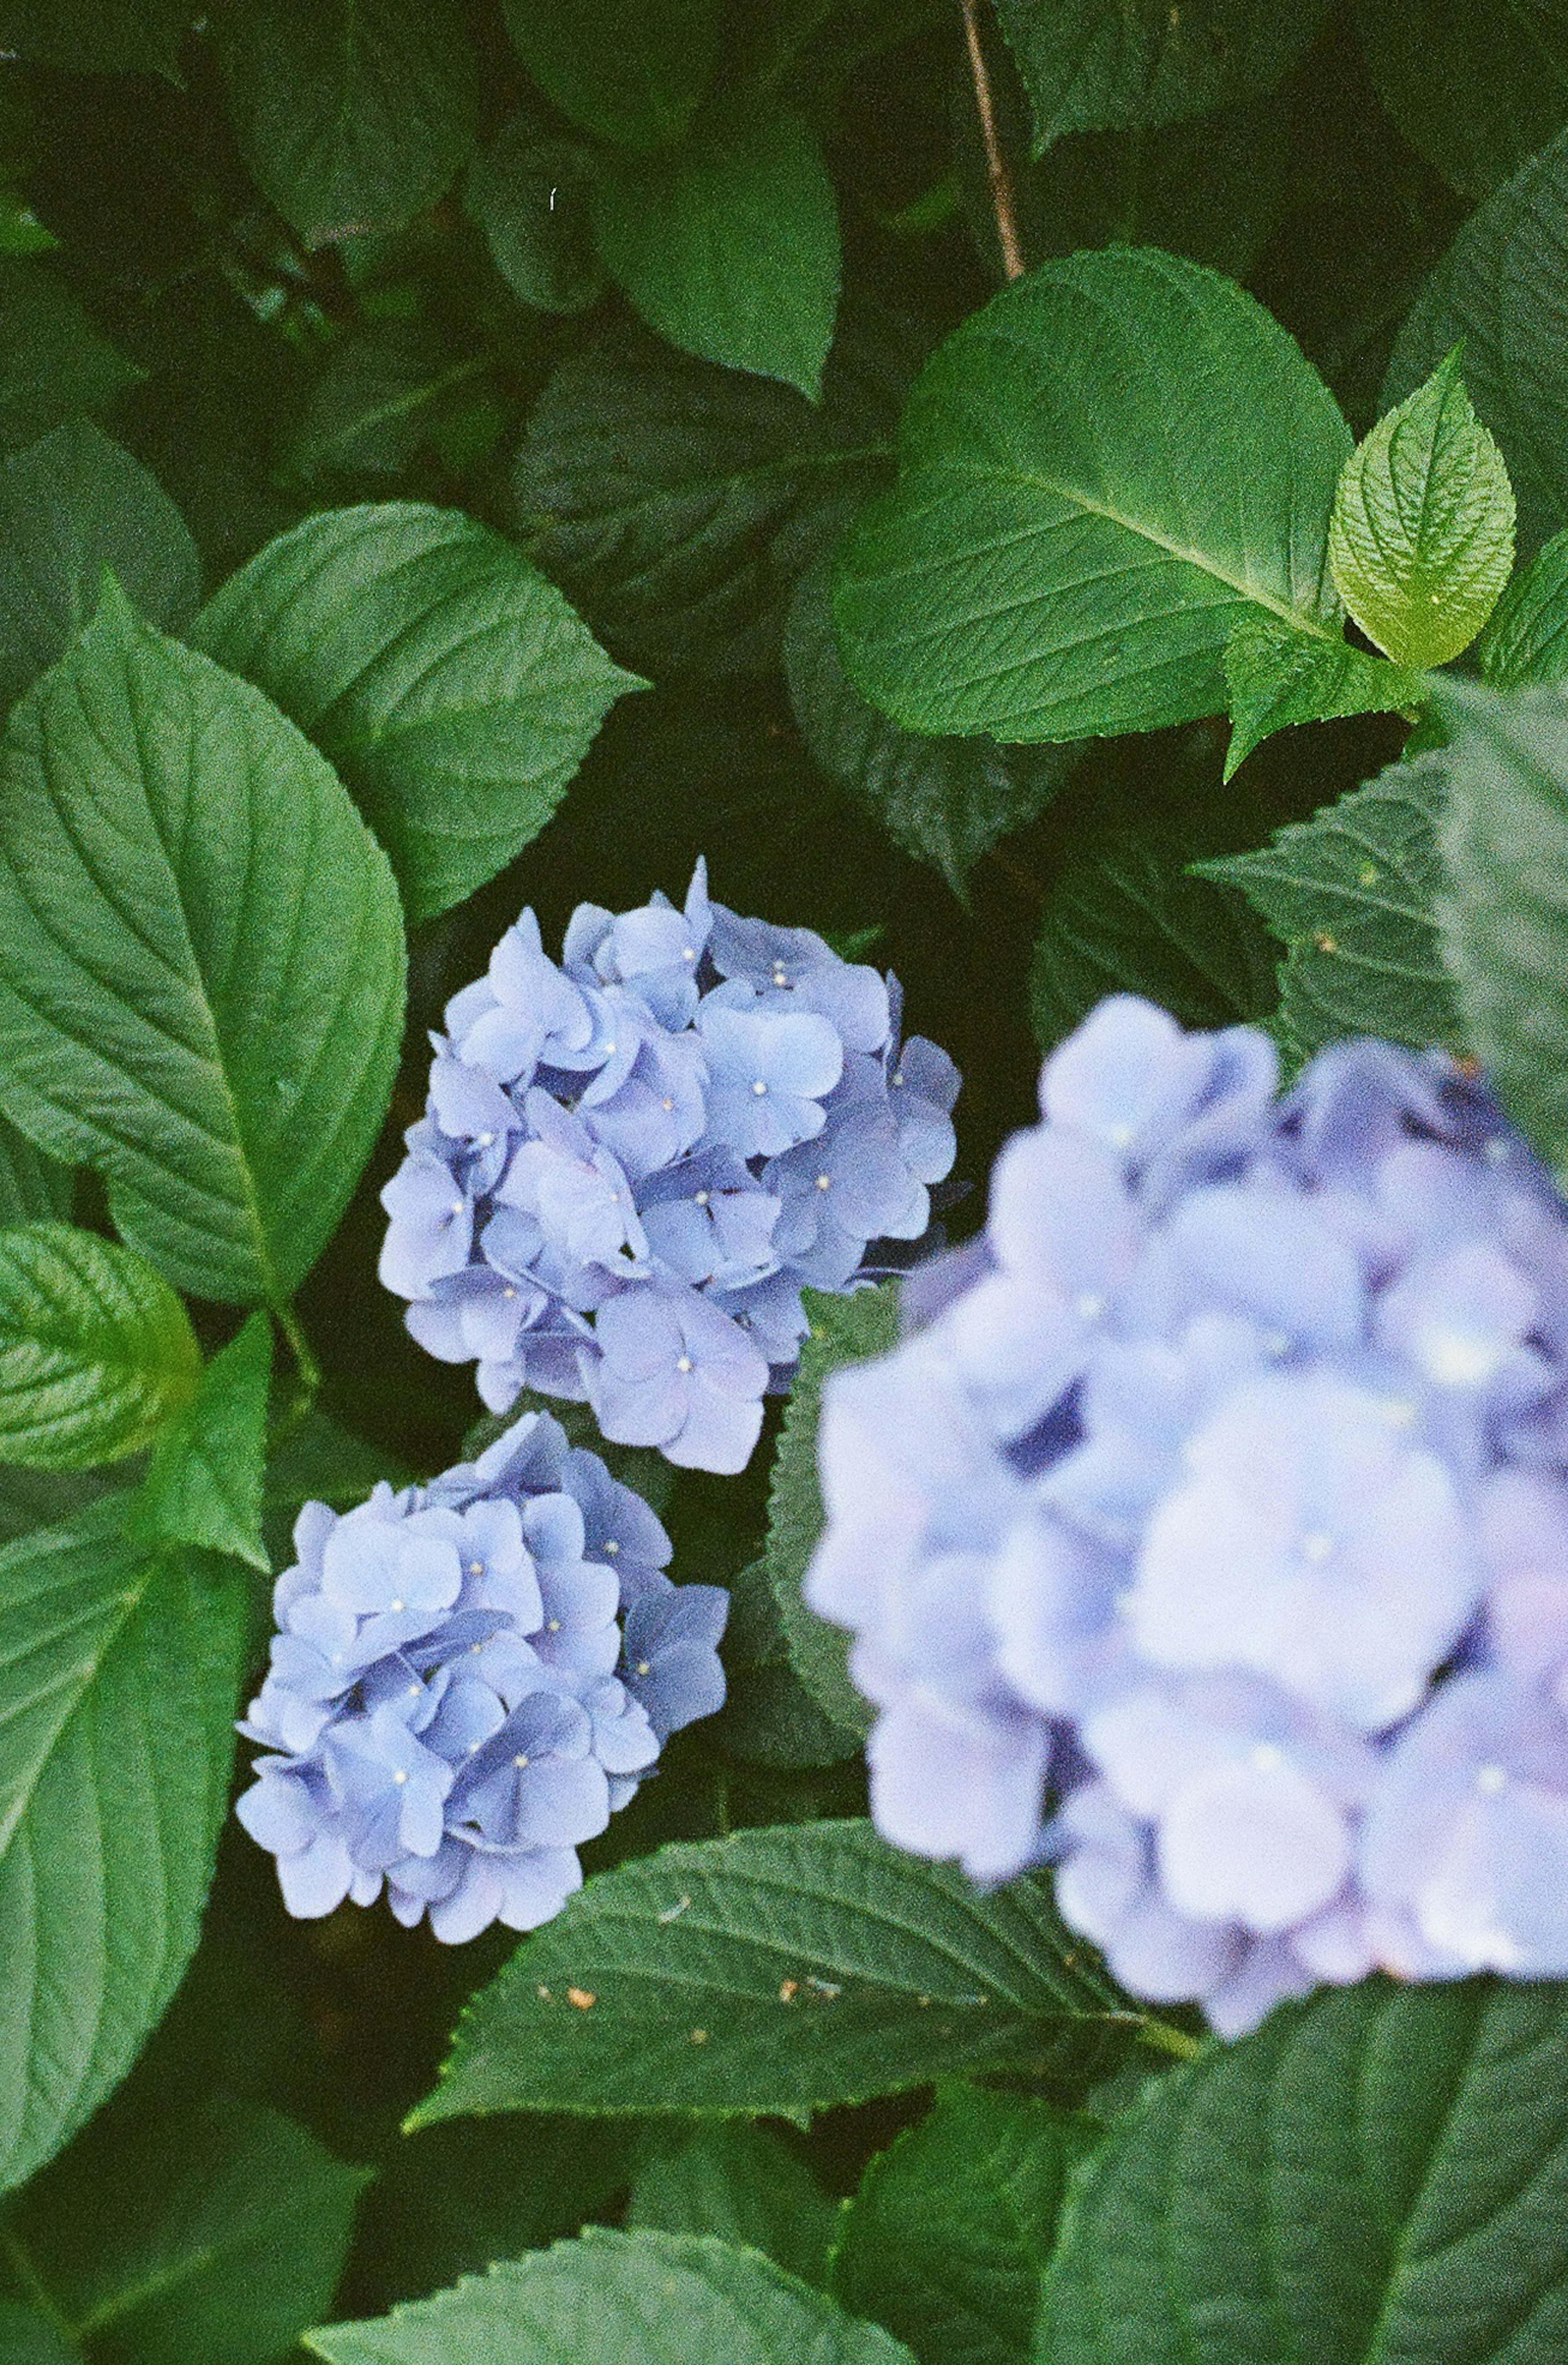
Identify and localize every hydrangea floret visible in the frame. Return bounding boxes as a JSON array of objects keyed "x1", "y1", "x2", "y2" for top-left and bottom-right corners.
[
  {"x1": 379, "y1": 863, "x2": 959, "y2": 1473},
  {"x1": 806, "y1": 994, "x2": 1568, "y2": 2035},
  {"x1": 236, "y1": 1409, "x2": 727, "y2": 1941}
]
